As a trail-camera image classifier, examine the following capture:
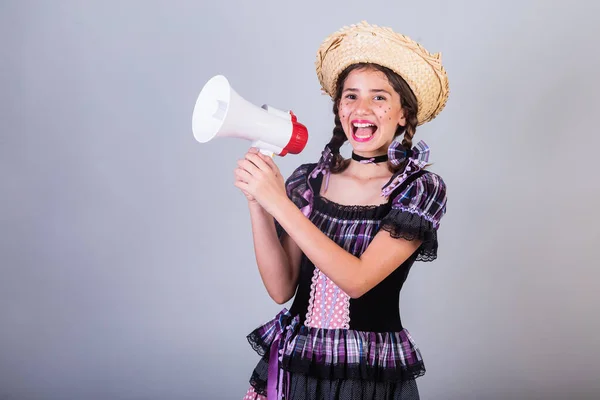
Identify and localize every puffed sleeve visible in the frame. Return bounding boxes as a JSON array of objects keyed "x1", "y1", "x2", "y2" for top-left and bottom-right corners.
[
  {"x1": 274, "y1": 163, "x2": 316, "y2": 238},
  {"x1": 380, "y1": 171, "x2": 447, "y2": 261}
]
